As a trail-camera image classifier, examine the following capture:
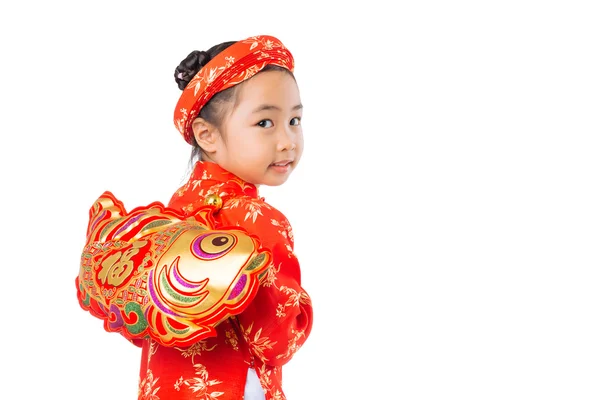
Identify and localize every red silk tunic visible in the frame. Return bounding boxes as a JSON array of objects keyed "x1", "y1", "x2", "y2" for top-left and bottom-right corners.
[{"x1": 77, "y1": 161, "x2": 313, "y2": 400}]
